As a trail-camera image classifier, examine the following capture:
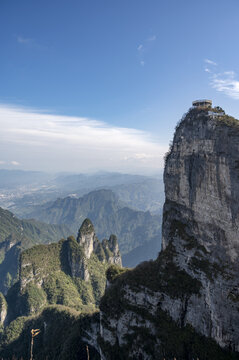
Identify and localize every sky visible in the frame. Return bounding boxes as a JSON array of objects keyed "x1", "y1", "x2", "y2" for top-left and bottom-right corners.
[{"x1": 1, "y1": 0, "x2": 239, "y2": 174}]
